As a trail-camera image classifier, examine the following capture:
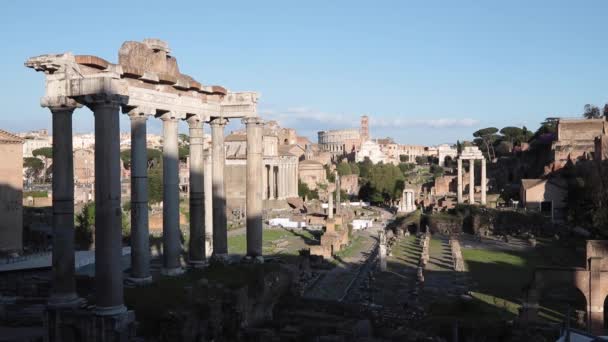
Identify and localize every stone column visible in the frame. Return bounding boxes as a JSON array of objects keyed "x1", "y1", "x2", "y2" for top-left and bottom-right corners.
[
  {"x1": 127, "y1": 109, "x2": 152, "y2": 284},
  {"x1": 457, "y1": 158, "x2": 463, "y2": 204},
  {"x1": 269, "y1": 165, "x2": 276, "y2": 199},
  {"x1": 244, "y1": 117, "x2": 264, "y2": 259},
  {"x1": 89, "y1": 95, "x2": 126, "y2": 315},
  {"x1": 160, "y1": 113, "x2": 183, "y2": 276},
  {"x1": 48, "y1": 103, "x2": 80, "y2": 307},
  {"x1": 262, "y1": 164, "x2": 268, "y2": 200},
  {"x1": 328, "y1": 190, "x2": 334, "y2": 219},
  {"x1": 203, "y1": 149, "x2": 213, "y2": 258},
  {"x1": 210, "y1": 118, "x2": 228, "y2": 256},
  {"x1": 469, "y1": 160, "x2": 475, "y2": 204},
  {"x1": 481, "y1": 158, "x2": 487, "y2": 205},
  {"x1": 335, "y1": 171, "x2": 341, "y2": 215},
  {"x1": 187, "y1": 116, "x2": 205, "y2": 265}
]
